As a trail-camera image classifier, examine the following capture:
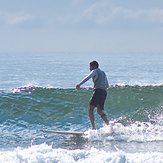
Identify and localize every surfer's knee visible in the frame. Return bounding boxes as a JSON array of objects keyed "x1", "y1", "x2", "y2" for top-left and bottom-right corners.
[
  {"x1": 101, "y1": 114, "x2": 106, "y2": 118},
  {"x1": 97, "y1": 107, "x2": 103, "y2": 115}
]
